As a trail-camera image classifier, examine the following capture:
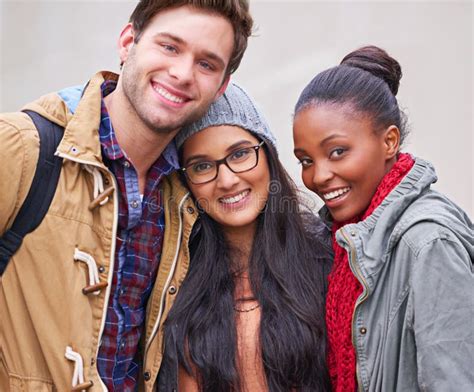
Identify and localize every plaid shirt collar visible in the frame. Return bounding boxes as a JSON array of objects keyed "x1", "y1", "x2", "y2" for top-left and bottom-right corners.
[{"x1": 99, "y1": 79, "x2": 180, "y2": 169}]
